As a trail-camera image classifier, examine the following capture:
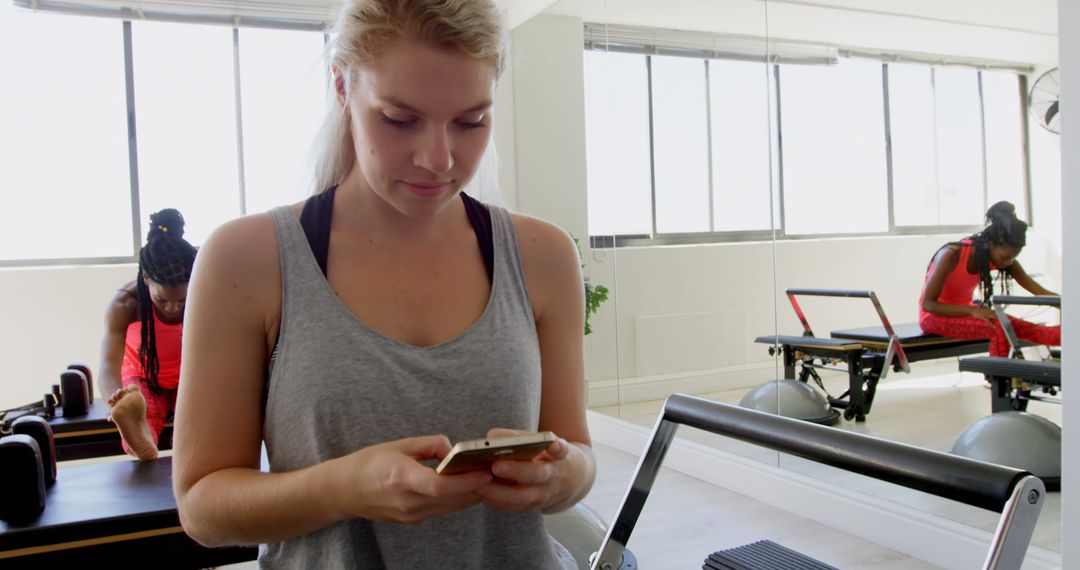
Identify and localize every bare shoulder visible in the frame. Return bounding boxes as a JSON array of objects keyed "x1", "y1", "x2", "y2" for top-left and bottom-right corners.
[
  {"x1": 104, "y1": 280, "x2": 139, "y2": 329},
  {"x1": 933, "y1": 243, "x2": 960, "y2": 266},
  {"x1": 189, "y1": 212, "x2": 282, "y2": 324},
  {"x1": 509, "y1": 213, "x2": 582, "y2": 315},
  {"x1": 510, "y1": 213, "x2": 579, "y2": 268}
]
